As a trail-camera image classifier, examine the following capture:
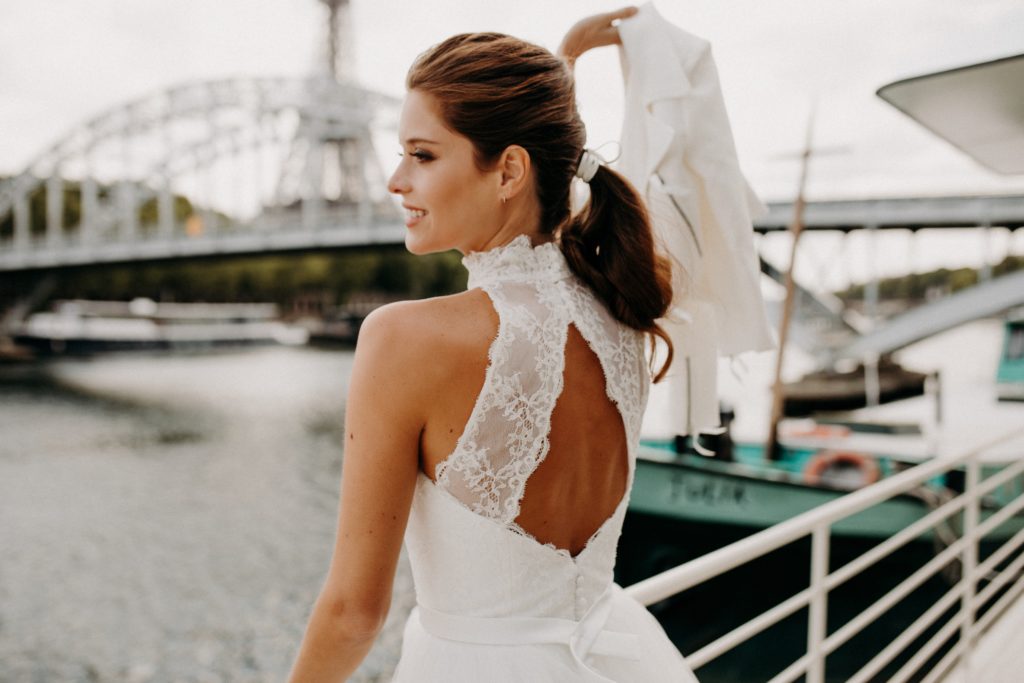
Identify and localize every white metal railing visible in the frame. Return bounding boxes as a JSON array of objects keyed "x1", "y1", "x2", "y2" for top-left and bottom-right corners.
[{"x1": 625, "y1": 426, "x2": 1024, "y2": 683}]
